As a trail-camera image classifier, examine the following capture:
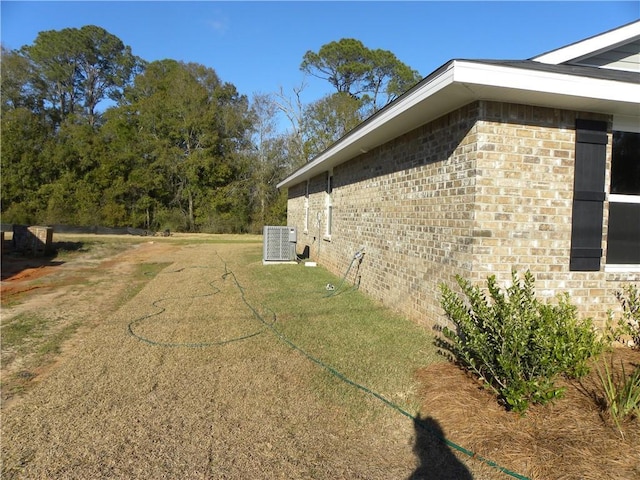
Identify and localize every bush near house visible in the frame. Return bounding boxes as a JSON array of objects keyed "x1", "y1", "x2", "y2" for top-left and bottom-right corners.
[
  {"x1": 439, "y1": 270, "x2": 604, "y2": 414},
  {"x1": 608, "y1": 283, "x2": 640, "y2": 350}
]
